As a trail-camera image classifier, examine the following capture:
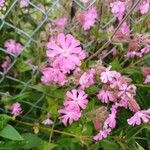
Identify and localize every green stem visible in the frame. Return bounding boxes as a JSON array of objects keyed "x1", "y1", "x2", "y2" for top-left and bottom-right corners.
[{"x1": 14, "y1": 120, "x2": 91, "y2": 139}]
